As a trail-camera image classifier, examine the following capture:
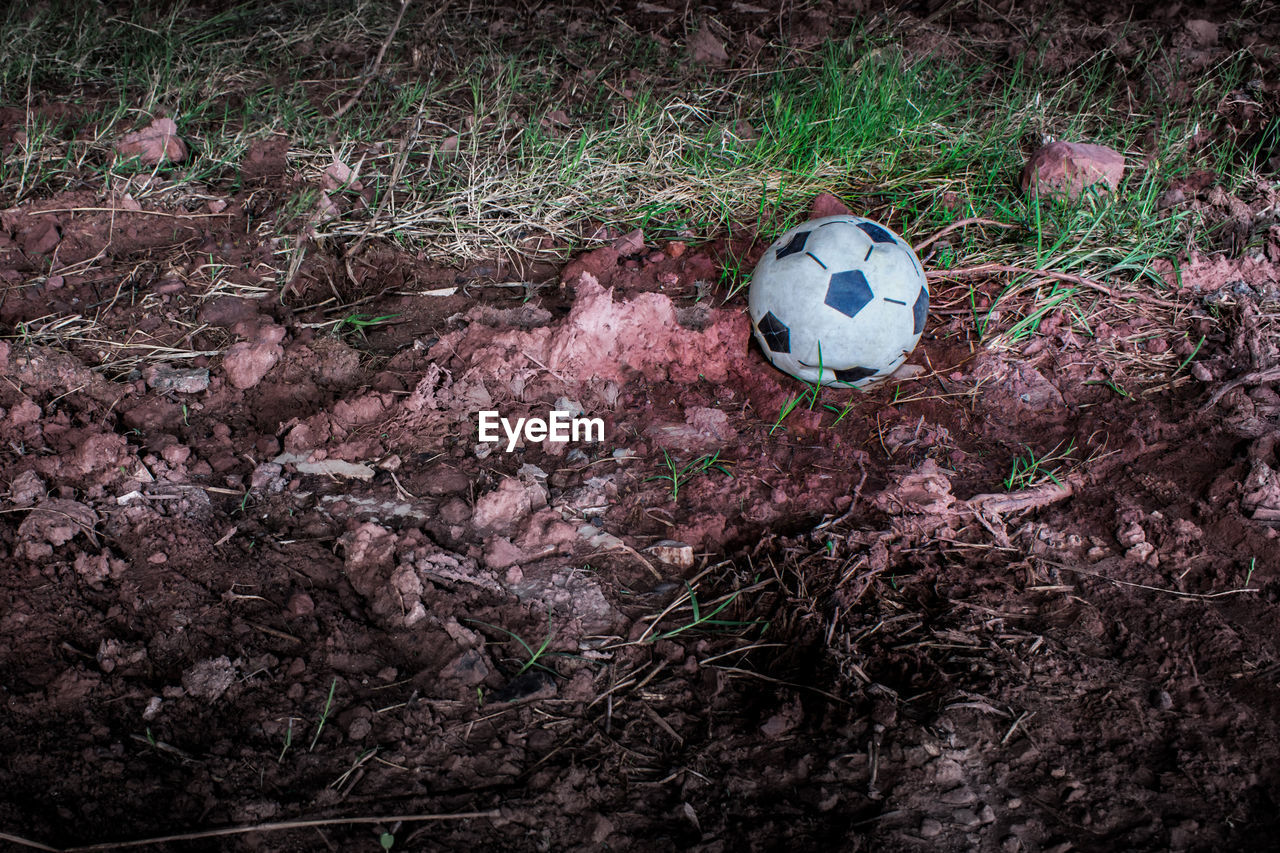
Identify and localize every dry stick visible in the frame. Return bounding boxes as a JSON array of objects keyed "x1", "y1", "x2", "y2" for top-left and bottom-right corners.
[
  {"x1": 966, "y1": 481, "x2": 1074, "y2": 515},
  {"x1": 1048, "y1": 560, "x2": 1259, "y2": 601},
  {"x1": 912, "y1": 217, "x2": 1015, "y2": 254},
  {"x1": 31, "y1": 208, "x2": 233, "y2": 219},
  {"x1": 332, "y1": 0, "x2": 412, "y2": 120},
  {"x1": 927, "y1": 262, "x2": 1182, "y2": 311},
  {"x1": 0, "y1": 831, "x2": 59, "y2": 852},
  {"x1": 1199, "y1": 365, "x2": 1280, "y2": 412},
  {"x1": 6, "y1": 811, "x2": 504, "y2": 853},
  {"x1": 345, "y1": 110, "x2": 422, "y2": 258}
]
